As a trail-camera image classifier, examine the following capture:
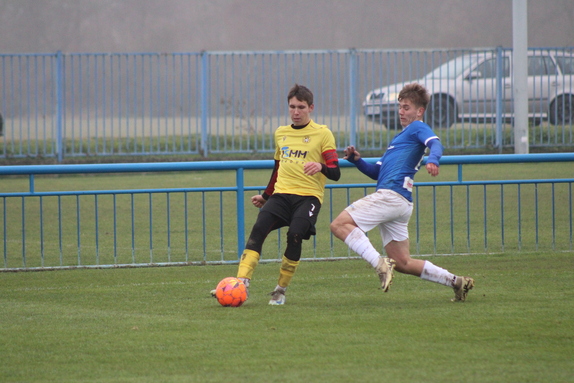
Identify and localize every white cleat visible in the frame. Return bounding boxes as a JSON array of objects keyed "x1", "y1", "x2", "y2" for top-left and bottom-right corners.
[{"x1": 268, "y1": 289, "x2": 286, "y2": 305}]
